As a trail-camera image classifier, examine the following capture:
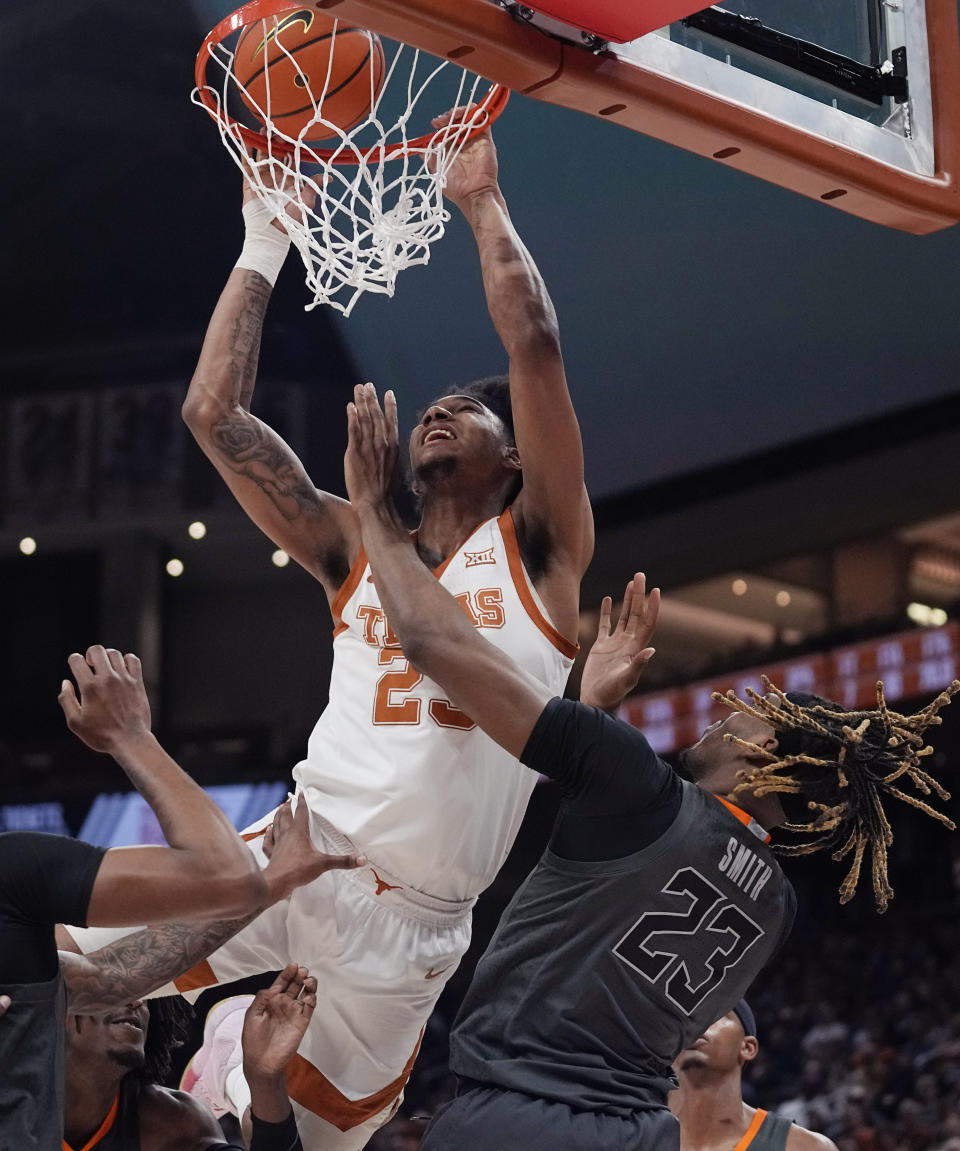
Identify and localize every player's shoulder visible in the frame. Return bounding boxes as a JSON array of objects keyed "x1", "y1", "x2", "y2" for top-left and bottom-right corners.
[
  {"x1": 138, "y1": 1084, "x2": 227, "y2": 1150},
  {"x1": 785, "y1": 1122, "x2": 839, "y2": 1151}
]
